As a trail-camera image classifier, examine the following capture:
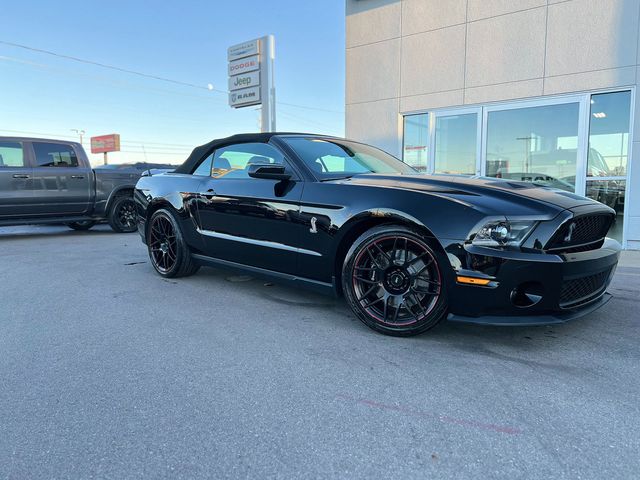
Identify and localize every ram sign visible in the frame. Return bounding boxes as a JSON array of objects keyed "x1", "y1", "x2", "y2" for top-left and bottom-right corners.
[{"x1": 229, "y1": 86, "x2": 261, "y2": 107}]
